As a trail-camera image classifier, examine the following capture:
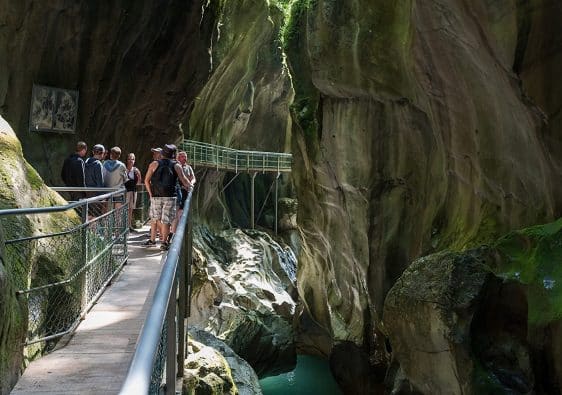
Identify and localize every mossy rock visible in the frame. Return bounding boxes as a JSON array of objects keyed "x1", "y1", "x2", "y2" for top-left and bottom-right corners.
[
  {"x1": 490, "y1": 218, "x2": 562, "y2": 327},
  {"x1": 0, "y1": 116, "x2": 80, "y2": 392},
  {"x1": 384, "y1": 218, "x2": 562, "y2": 393}
]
